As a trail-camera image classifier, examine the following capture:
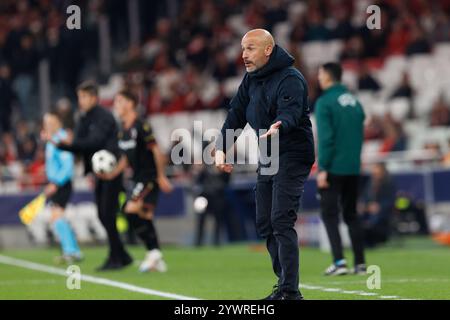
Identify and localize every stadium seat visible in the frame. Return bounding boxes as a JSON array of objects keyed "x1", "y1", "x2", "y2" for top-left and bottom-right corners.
[
  {"x1": 413, "y1": 89, "x2": 440, "y2": 118},
  {"x1": 223, "y1": 76, "x2": 242, "y2": 98},
  {"x1": 287, "y1": 1, "x2": 307, "y2": 23},
  {"x1": 273, "y1": 22, "x2": 291, "y2": 49},
  {"x1": 357, "y1": 92, "x2": 378, "y2": 116},
  {"x1": 389, "y1": 98, "x2": 411, "y2": 121},
  {"x1": 342, "y1": 69, "x2": 358, "y2": 90},
  {"x1": 375, "y1": 55, "x2": 407, "y2": 88}
]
